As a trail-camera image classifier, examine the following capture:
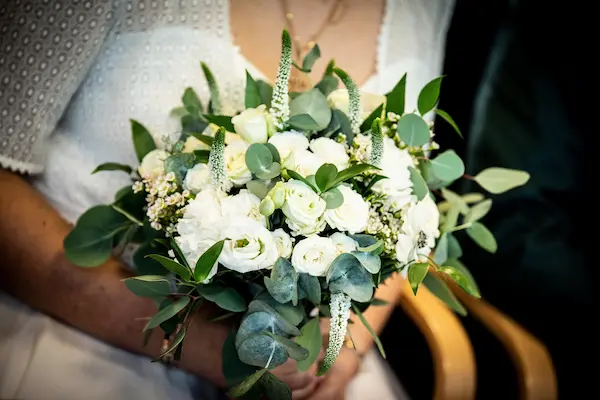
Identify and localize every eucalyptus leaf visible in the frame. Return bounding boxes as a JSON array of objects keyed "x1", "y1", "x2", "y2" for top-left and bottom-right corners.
[
  {"x1": 245, "y1": 70, "x2": 262, "y2": 109},
  {"x1": 446, "y1": 233, "x2": 463, "y2": 259},
  {"x1": 204, "y1": 115, "x2": 235, "y2": 132},
  {"x1": 146, "y1": 255, "x2": 191, "y2": 281},
  {"x1": 407, "y1": 262, "x2": 429, "y2": 295},
  {"x1": 315, "y1": 163, "x2": 338, "y2": 192},
  {"x1": 256, "y1": 80, "x2": 273, "y2": 107},
  {"x1": 417, "y1": 76, "x2": 444, "y2": 115},
  {"x1": 296, "y1": 318, "x2": 322, "y2": 372},
  {"x1": 297, "y1": 274, "x2": 321, "y2": 305},
  {"x1": 263, "y1": 332, "x2": 308, "y2": 361},
  {"x1": 434, "y1": 109, "x2": 463, "y2": 138},
  {"x1": 228, "y1": 368, "x2": 267, "y2": 398},
  {"x1": 255, "y1": 162, "x2": 281, "y2": 180},
  {"x1": 245, "y1": 301, "x2": 300, "y2": 336},
  {"x1": 222, "y1": 332, "x2": 260, "y2": 387},
  {"x1": 327, "y1": 253, "x2": 374, "y2": 303},
  {"x1": 385, "y1": 73, "x2": 406, "y2": 115},
  {"x1": 182, "y1": 87, "x2": 203, "y2": 115},
  {"x1": 254, "y1": 292, "x2": 304, "y2": 326},
  {"x1": 92, "y1": 162, "x2": 132, "y2": 175},
  {"x1": 408, "y1": 166, "x2": 428, "y2": 201},
  {"x1": 263, "y1": 143, "x2": 281, "y2": 163},
  {"x1": 433, "y1": 233, "x2": 449, "y2": 266},
  {"x1": 64, "y1": 205, "x2": 129, "y2": 267},
  {"x1": 422, "y1": 273, "x2": 467, "y2": 316},
  {"x1": 301, "y1": 44, "x2": 320, "y2": 72},
  {"x1": 264, "y1": 258, "x2": 298, "y2": 305},
  {"x1": 245, "y1": 143, "x2": 274, "y2": 174},
  {"x1": 236, "y1": 333, "x2": 288, "y2": 369},
  {"x1": 321, "y1": 187, "x2": 344, "y2": 209},
  {"x1": 123, "y1": 275, "x2": 172, "y2": 297},
  {"x1": 144, "y1": 296, "x2": 190, "y2": 331},
  {"x1": 288, "y1": 89, "x2": 332, "y2": 131},
  {"x1": 197, "y1": 284, "x2": 246, "y2": 312},
  {"x1": 430, "y1": 150, "x2": 465, "y2": 182},
  {"x1": 130, "y1": 119, "x2": 157, "y2": 162},
  {"x1": 260, "y1": 372, "x2": 292, "y2": 400},
  {"x1": 474, "y1": 167, "x2": 531, "y2": 194},
  {"x1": 397, "y1": 113, "x2": 430, "y2": 147},
  {"x1": 464, "y1": 199, "x2": 493, "y2": 224},
  {"x1": 466, "y1": 222, "x2": 498, "y2": 253},
  {"x1": 315, "y1": 75, "x2": 339, "y2": 97},
  {"x1": 441, "y1": 188, "x2": 469, "y2": 214},
  {"x1": 181, "y1": 114, "x2": 209, "y2": 134},
  {"x1": 350, "y1": 234, "x2": 383, "y2": 256},
  {"x1": 246, "y1": 180, "x2": 275, "y2": 199},
  {"x1": 351, "y1": 251, "x2": 381, "y2": 274},
  {"x1": 164, "y1": 152, "x2": 196, "y2": 184}
]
